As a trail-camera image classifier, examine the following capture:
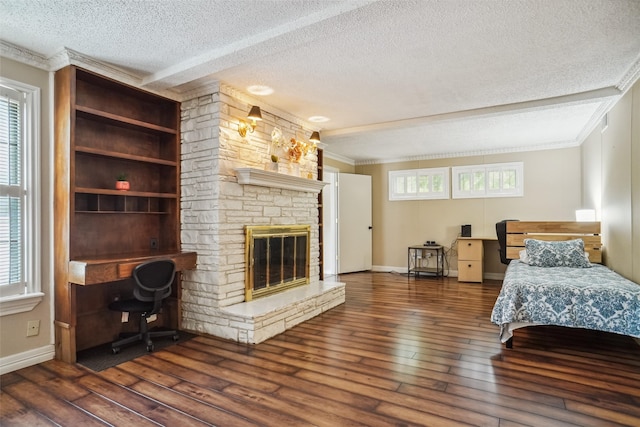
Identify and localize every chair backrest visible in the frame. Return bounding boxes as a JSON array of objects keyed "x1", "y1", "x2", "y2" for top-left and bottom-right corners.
[
  {"x1": 496, "y1": 219, "x2": 518, "y2": 264},
  {"x1": 132, "y1": 259, "x2": 176, "y2": 305}
]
